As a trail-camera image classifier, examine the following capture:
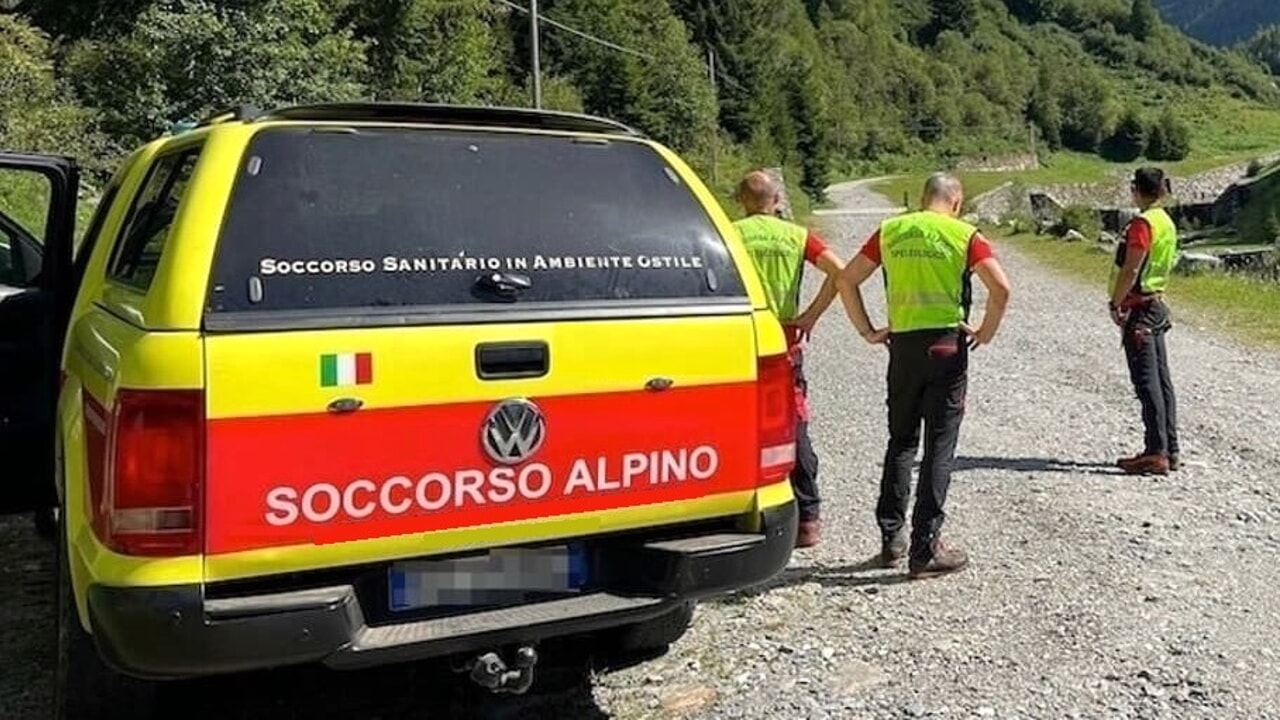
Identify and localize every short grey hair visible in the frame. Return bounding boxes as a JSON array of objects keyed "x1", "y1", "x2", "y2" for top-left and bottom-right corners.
[
  {"x1": 923, "y1": 172, "x2": 963, "y2": 203},
  {"x1": 737, "y1": 170, "x2": 779, "y2": 208}
]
